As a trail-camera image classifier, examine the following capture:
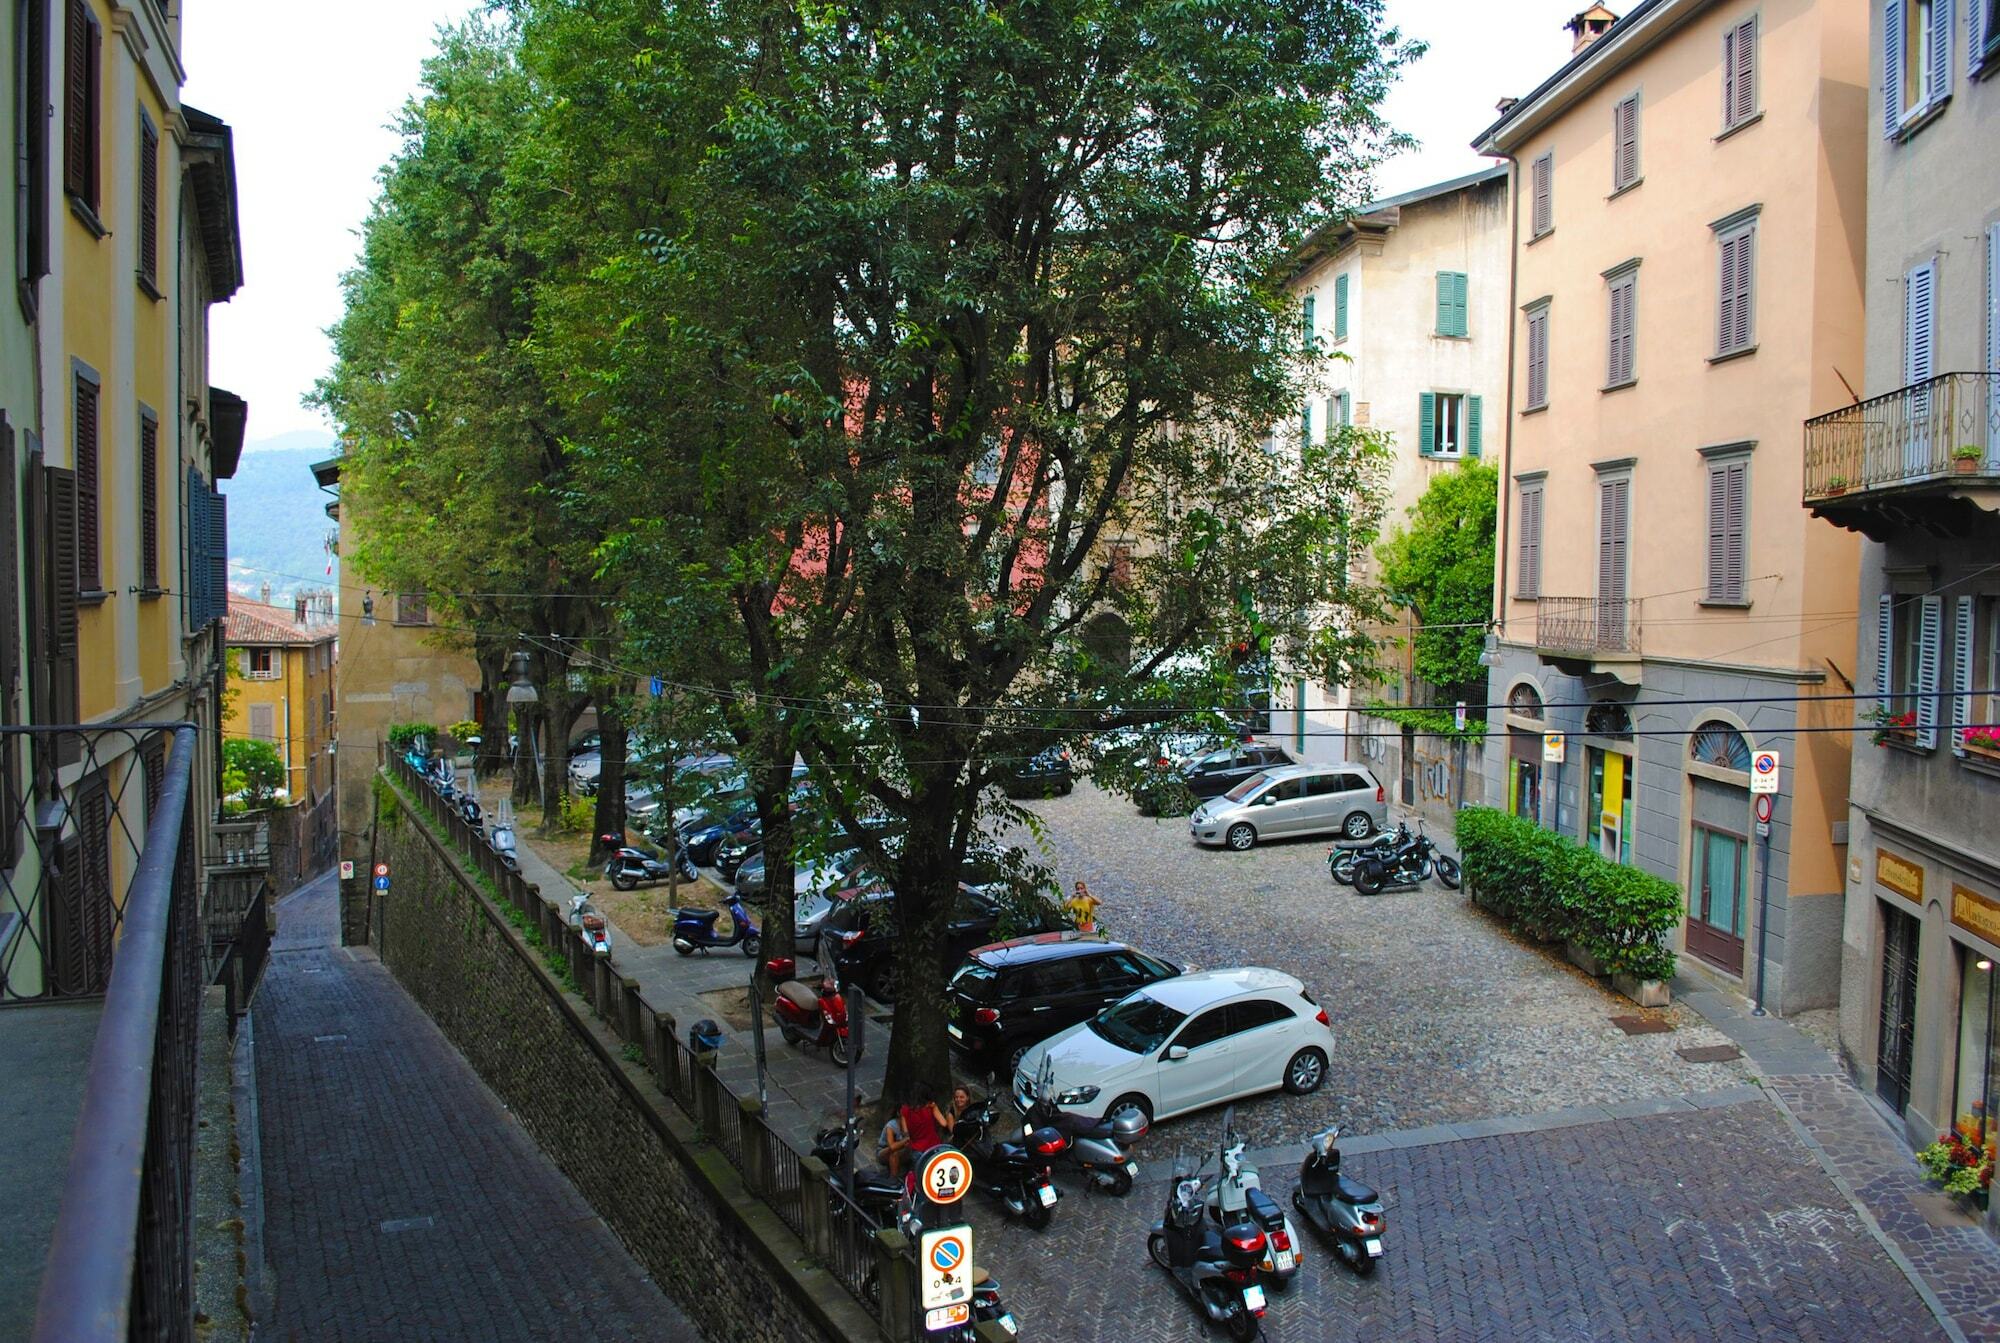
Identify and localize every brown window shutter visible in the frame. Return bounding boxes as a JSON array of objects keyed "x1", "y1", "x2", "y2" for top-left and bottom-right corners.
[
  {"x1": 140, "y1": 417, "x2": 158, "y2": 588},
  {"x1": 84, "y1": 11, "x2": 99, "y2": 207},
  {"x1": 46, "y1": 464, "x2": 77, "y2": 659},
  {"x1": 0, "y1": 414, "x2": 18, "y2": 709},
  {"x1": 62, "y1": 0, "x2": 87, "y2": 199},
  {"x1": 73, "y1": 375, "x2": 98, "y2": 591},
  {"x1": 138, "y1": 116, "x2": 159, "y2": 285},
  {"x1": 22, "y1": 0, "x2": 49, "y2": 283}
]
